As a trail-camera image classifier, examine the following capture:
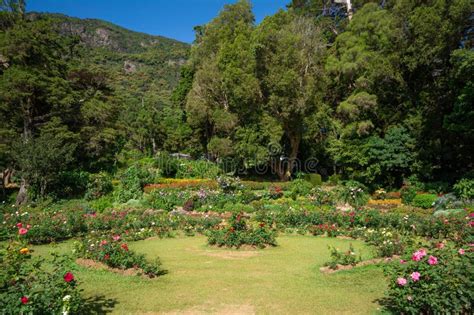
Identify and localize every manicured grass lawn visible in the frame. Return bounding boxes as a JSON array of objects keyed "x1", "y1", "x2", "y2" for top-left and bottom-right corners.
[{"x1": 33, "y1": 235, "x2": 387, "y2": 314}]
